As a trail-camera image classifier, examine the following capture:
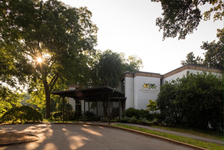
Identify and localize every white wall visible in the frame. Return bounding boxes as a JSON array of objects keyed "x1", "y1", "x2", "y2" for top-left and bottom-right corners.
[
  {"x1": 68, "y1": 87, "x2": 76, "y2": 111},
  {"x1": 124, "y1": 77, "x2": 134, "y2": 109},
  {"x1": 163, "y1": 70, "x2": 188, "y2": 84},
  {"x1": 163, "y1": 69, "x2": 222, "y2": 84},
  {"x1": 134, "y1": 76, "x2": 160, "y2": 110}
]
